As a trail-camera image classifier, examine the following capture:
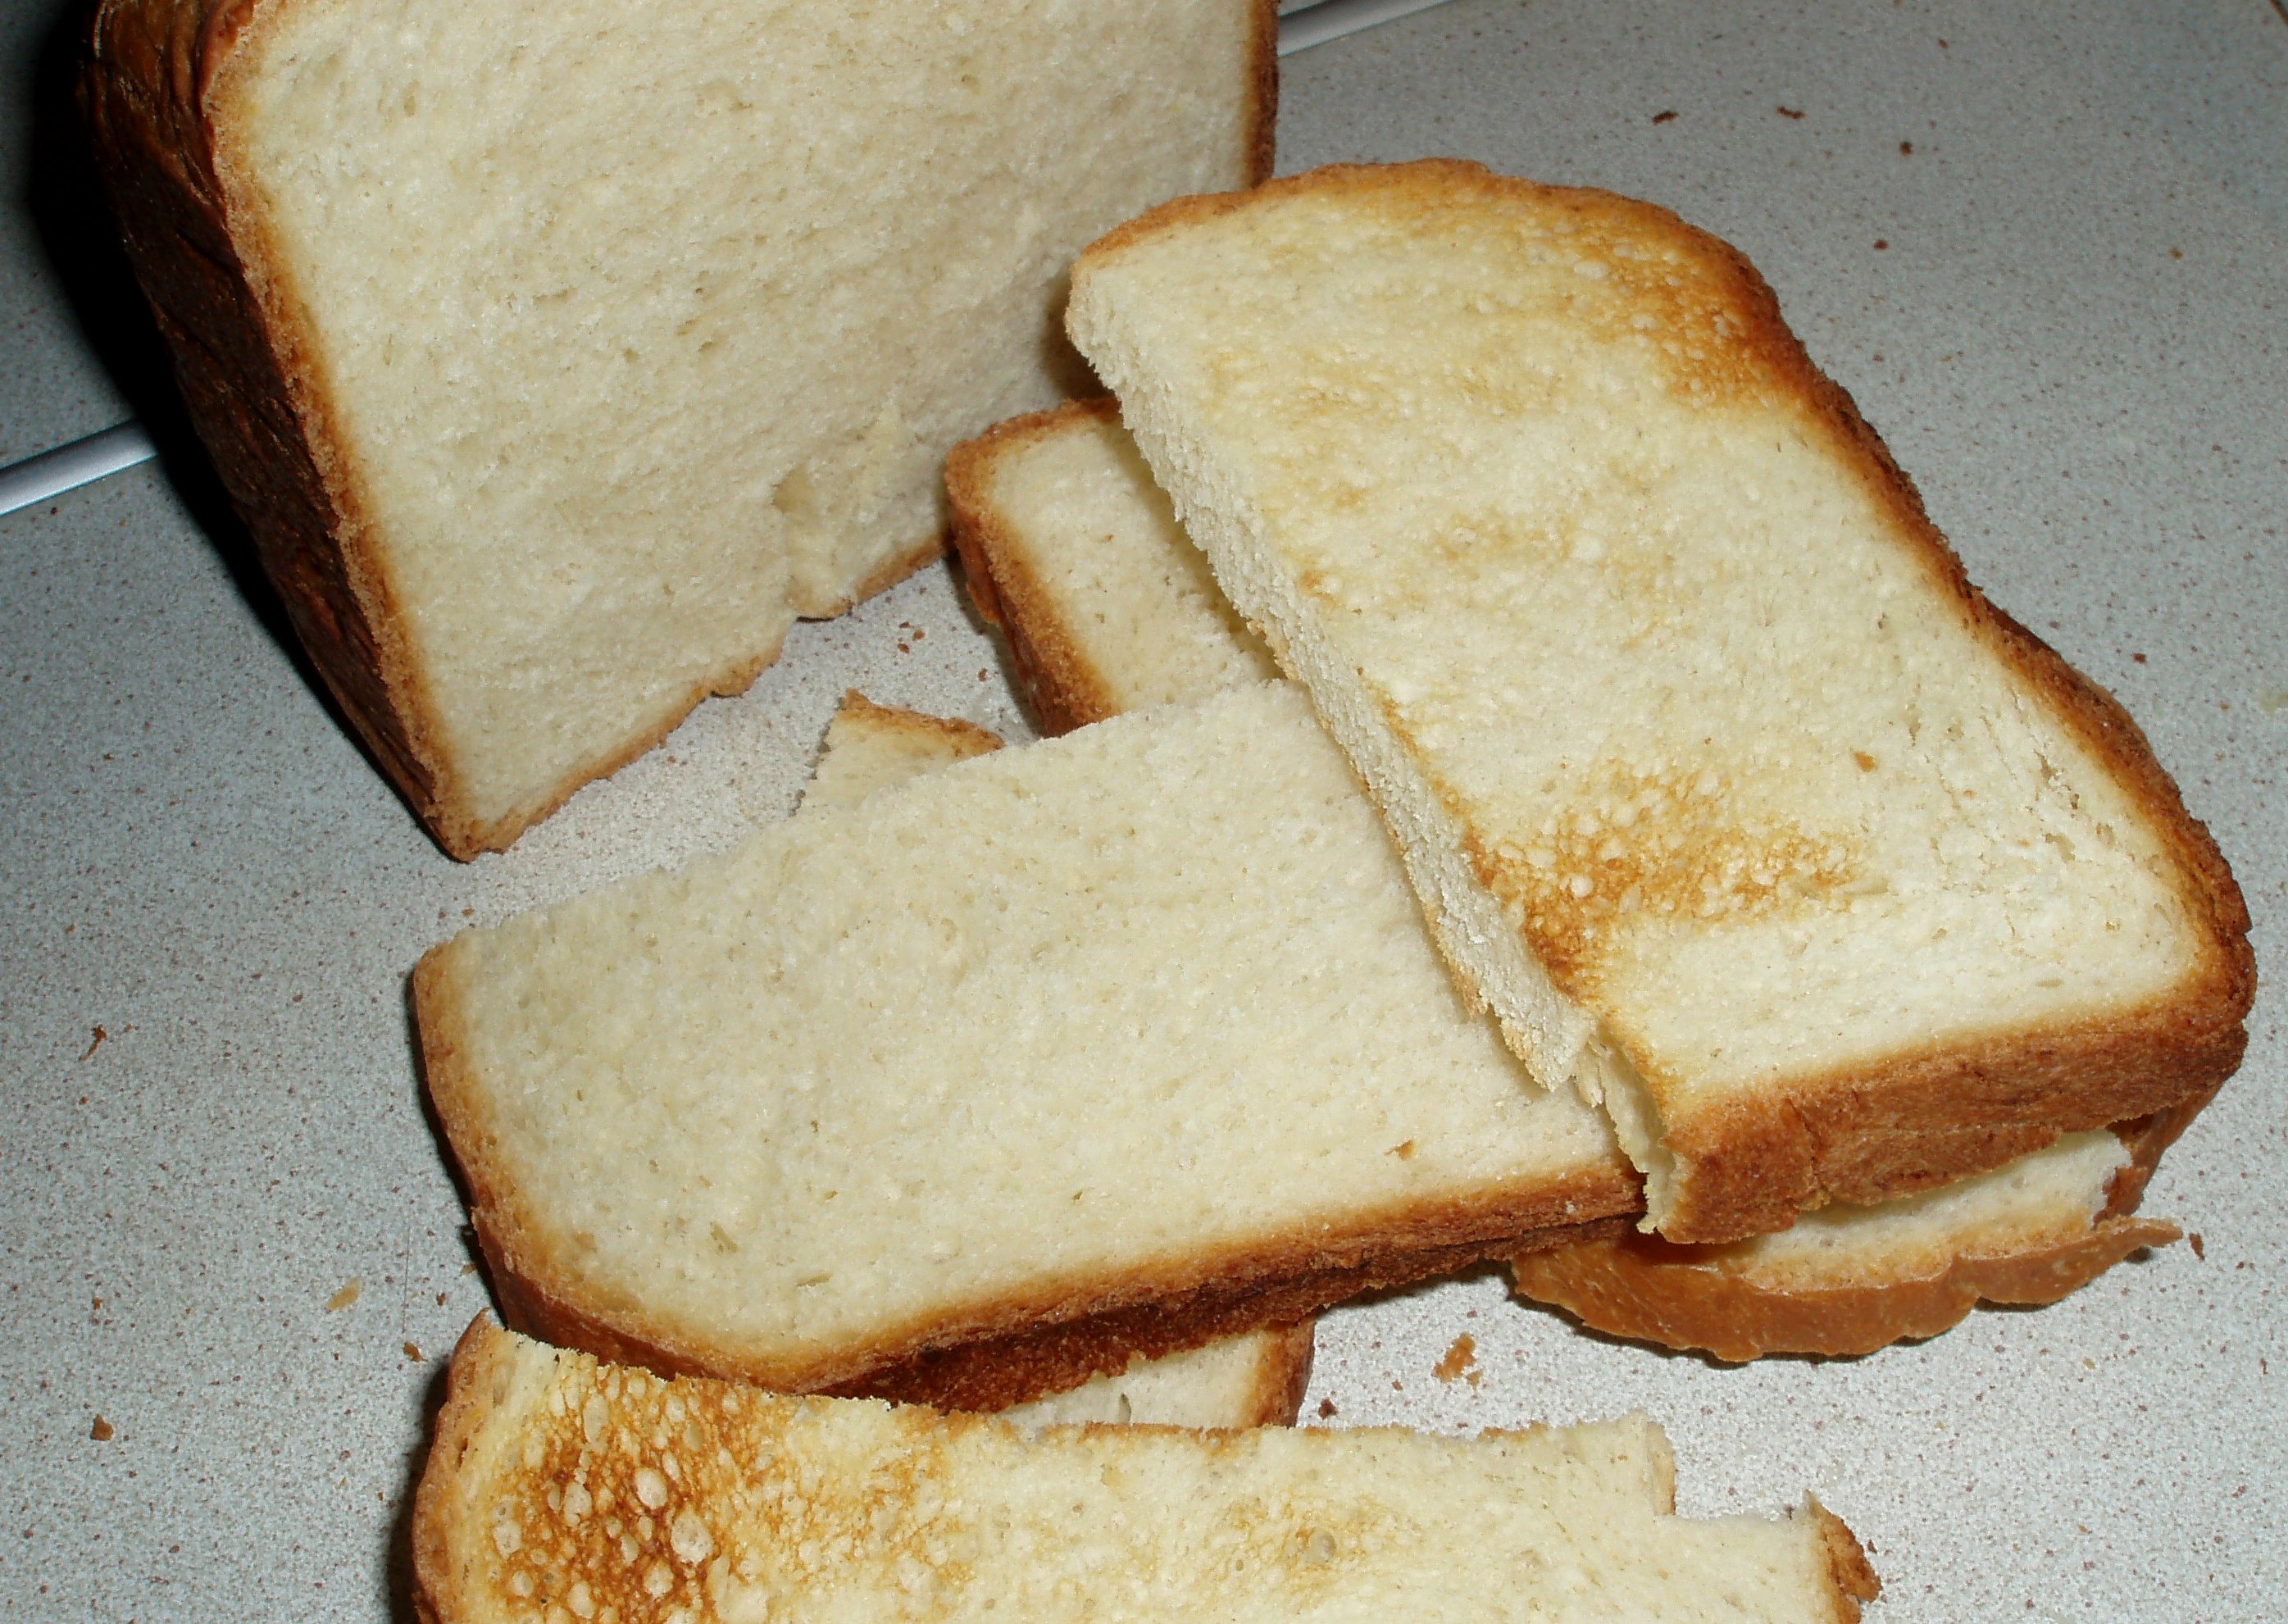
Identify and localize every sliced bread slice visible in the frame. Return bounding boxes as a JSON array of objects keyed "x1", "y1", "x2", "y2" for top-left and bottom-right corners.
[
  {"x1": 414, "y1": 1317, "x2": 1881, "y2": 1624},
  {"x1": 84, "y1": 0, "x2": 1276, "y2": 857},
  {"x1": 1066, "y1": 160, "x2": 2254, "y2": 1242},
  {"x1": 416, "y1": 679, "x2": 1637, "y2": 1408},
  {"x1": 1511, "y1": 1099, "x2": 2201, "y2": 1362},
  {"x1": 950, "y1": 398, "x2": 1279, "y2": 730},
  {"x1": 798, "y1": 689, "x2": 1312, "y2": 1426},
  {"x1": 944, "y1": 394, "x2": 2202, "y2": 1358}
]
